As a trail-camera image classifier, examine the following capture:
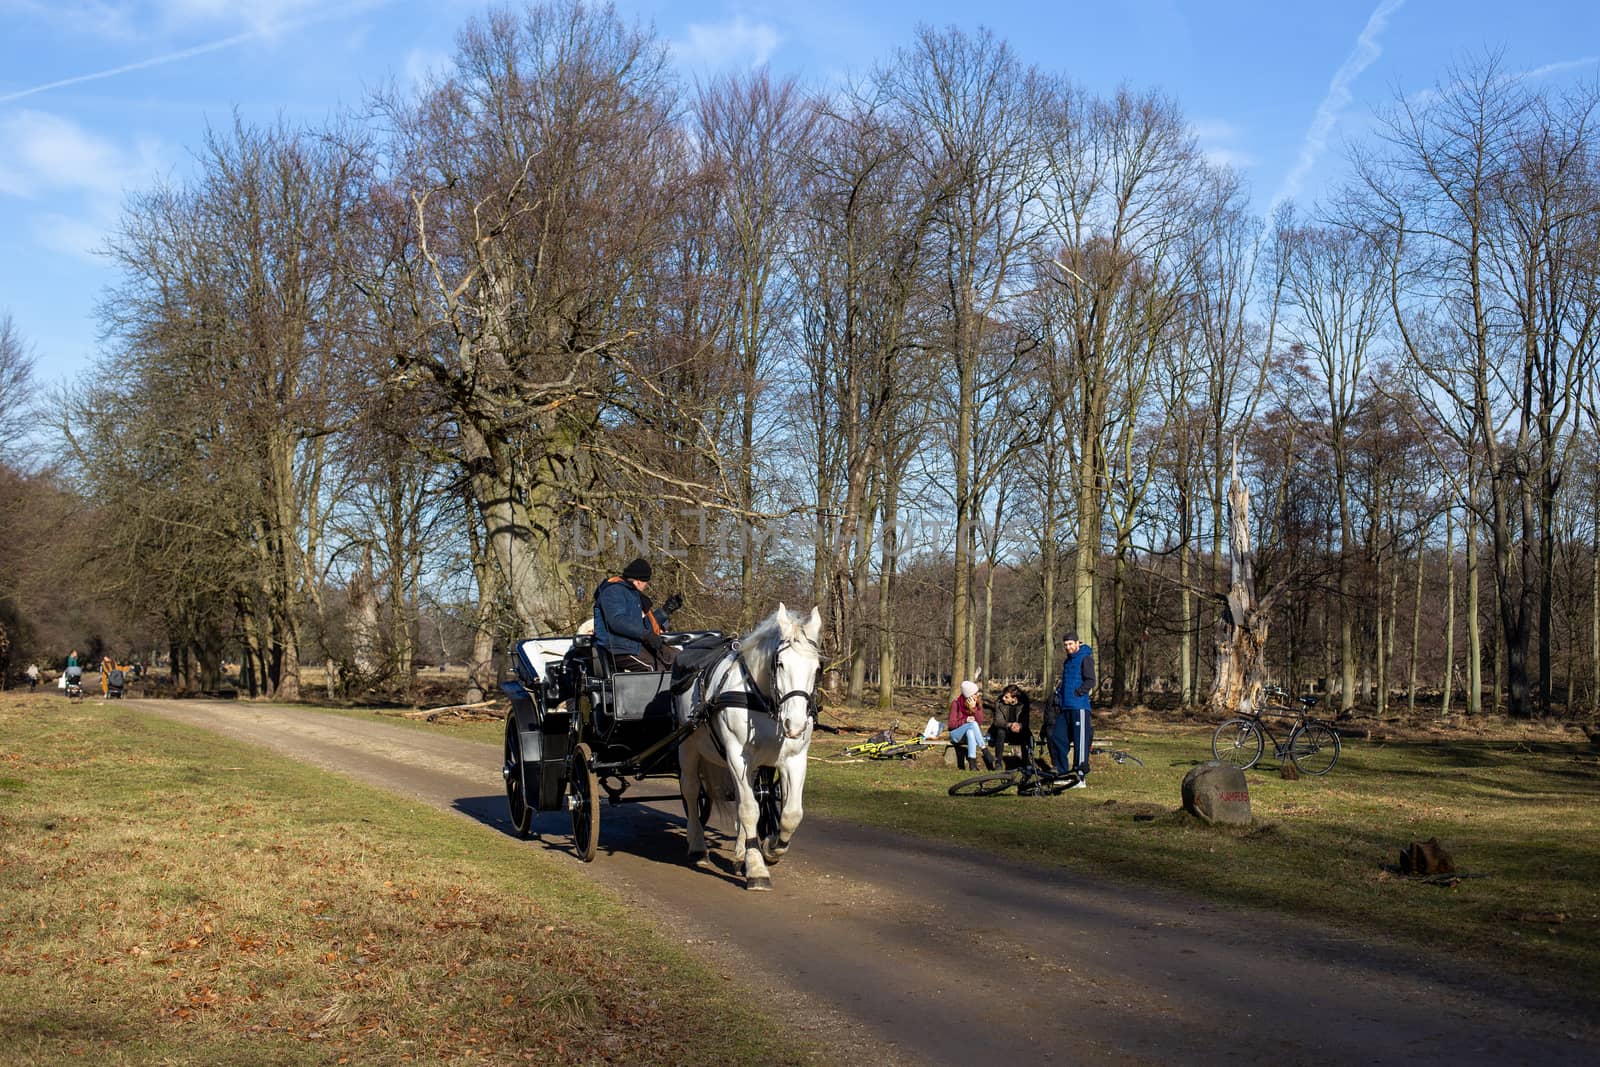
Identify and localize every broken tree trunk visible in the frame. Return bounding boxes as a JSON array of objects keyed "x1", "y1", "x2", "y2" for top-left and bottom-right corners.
[{"x1": 1208, "y1": 445, "x2": 1271, "y2": 716}]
